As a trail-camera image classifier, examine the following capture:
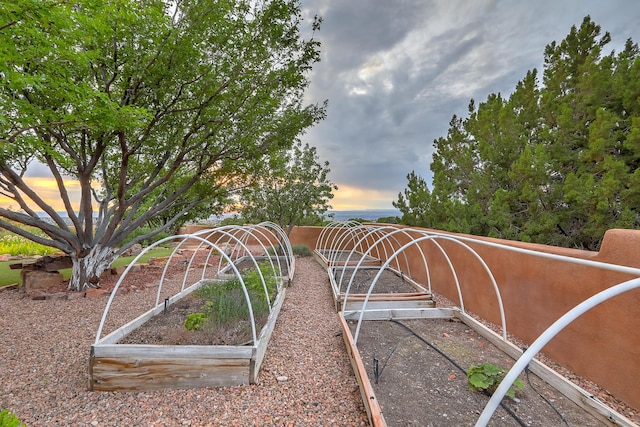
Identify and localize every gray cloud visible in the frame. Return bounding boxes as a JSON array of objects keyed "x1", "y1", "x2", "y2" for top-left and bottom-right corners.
[{"x1": 300, "y1": 0, "x2": 640, "y2": 208}]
